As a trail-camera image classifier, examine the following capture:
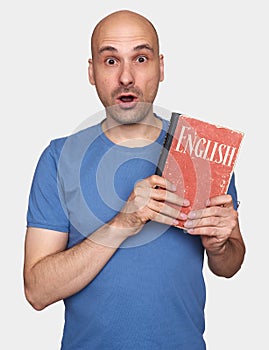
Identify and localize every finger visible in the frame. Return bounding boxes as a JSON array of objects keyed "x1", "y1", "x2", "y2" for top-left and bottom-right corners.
[
  {"x1": 149, "y1": 211, "x2": 180, "y2": 227},
  {"x1": 206, "y1": 194, "x2": 233, "y2": 208},
  {"x1": 147, "y1": 198, "x2": 187, "y2": 220},
  {"x1": 150, "y1": 188, "x2": 189, "y2": 207},
  {"x1": 187, "y1": 206, "x2": 232, "y2": 221},
  {"x1": 184, "y1": 216, "x2": 225, "y2": 230},
  {"x1": 146, "y1": 175, "x2": 177, "y2": 192},
  {"x1": 186, "y1": 226, "x2": 226, "y2": 239}
]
